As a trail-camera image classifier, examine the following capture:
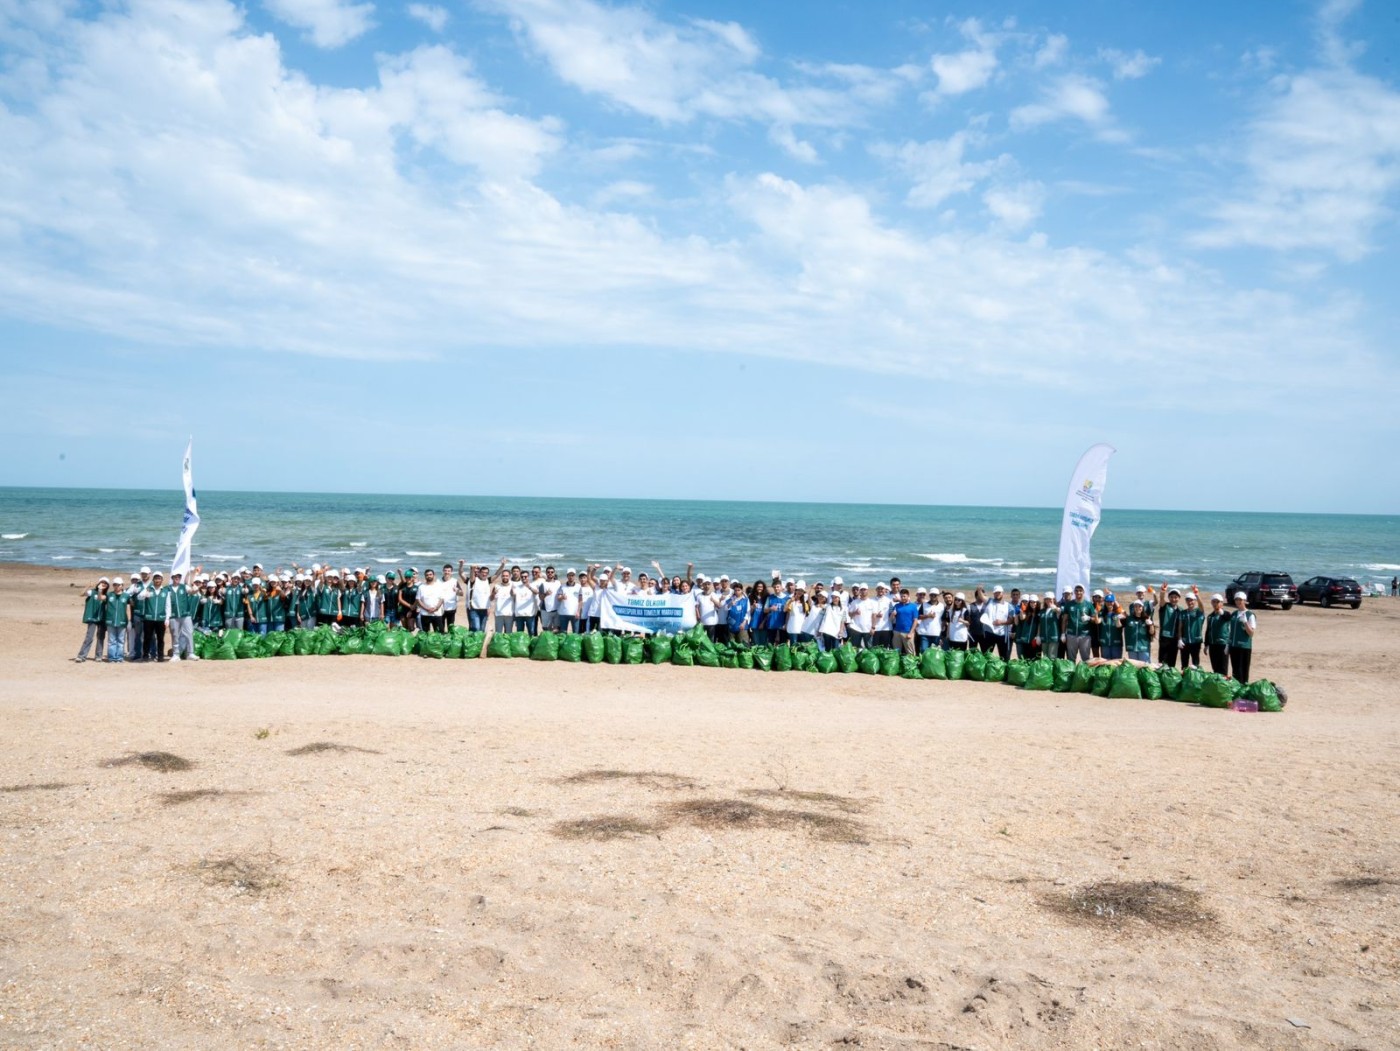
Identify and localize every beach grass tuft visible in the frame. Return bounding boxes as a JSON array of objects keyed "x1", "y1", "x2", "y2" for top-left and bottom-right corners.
[
  {"x1": 557, "y1": 769, "x2": 700, "y2": 791},
  {"x1": 740, "y1": 788, "x2": 871, "y2": 814},
  {"x1": 1, "y1": 781, "x2": 74, "y2": 793},
  {"x1": 550, "y1": 815, "x2": 661, "y2": 841},
  {"x1": 194, "y1": 854, "x2": 283, "y2": 896},
  {"x1": 157, "y1": 788, "x2": 254, "y2": 807},
  {"x1": 285, "y1": 742, "x2": 382, "y2": 756},
  {"x1": 498, "y1": 806, "x2": 537, "y2": 818},
  {"x1": 101, "y1": 751, "x2": 194, "y2": 773},
  {"x1": 1042, "y1": 880, "x2": 1215, "y2": 931},
  {"x1": 662, "y1": 797, "x2": 870, "y2": 844},
  {"x1": 1332, "y1": 876, "x2": 1395, "y2": 891}
]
